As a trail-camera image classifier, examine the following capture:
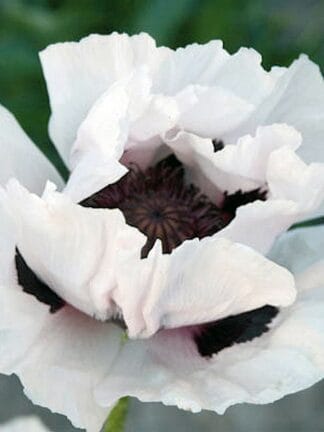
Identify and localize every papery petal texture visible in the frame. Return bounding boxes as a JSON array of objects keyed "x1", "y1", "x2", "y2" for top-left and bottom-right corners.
[
  {"x1": 40, "y1": 33, "x2": 170, "y2": 165},
  {"x1": 0, "y1": 105, "x2": 63, "y2": 193},
  {"x1": 95, "y1": 227, "x2": 324, "y2": 415}
]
